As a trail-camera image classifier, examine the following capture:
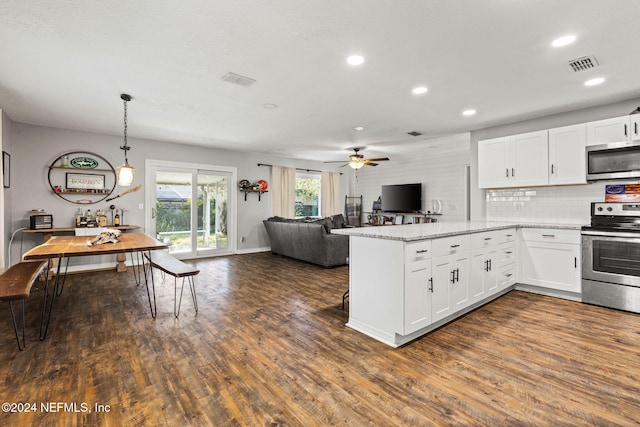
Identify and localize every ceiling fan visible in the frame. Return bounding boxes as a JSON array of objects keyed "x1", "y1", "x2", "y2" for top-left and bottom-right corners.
[{"x1": 325, "y1": 148, "x2": 390, "y2": 169}]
